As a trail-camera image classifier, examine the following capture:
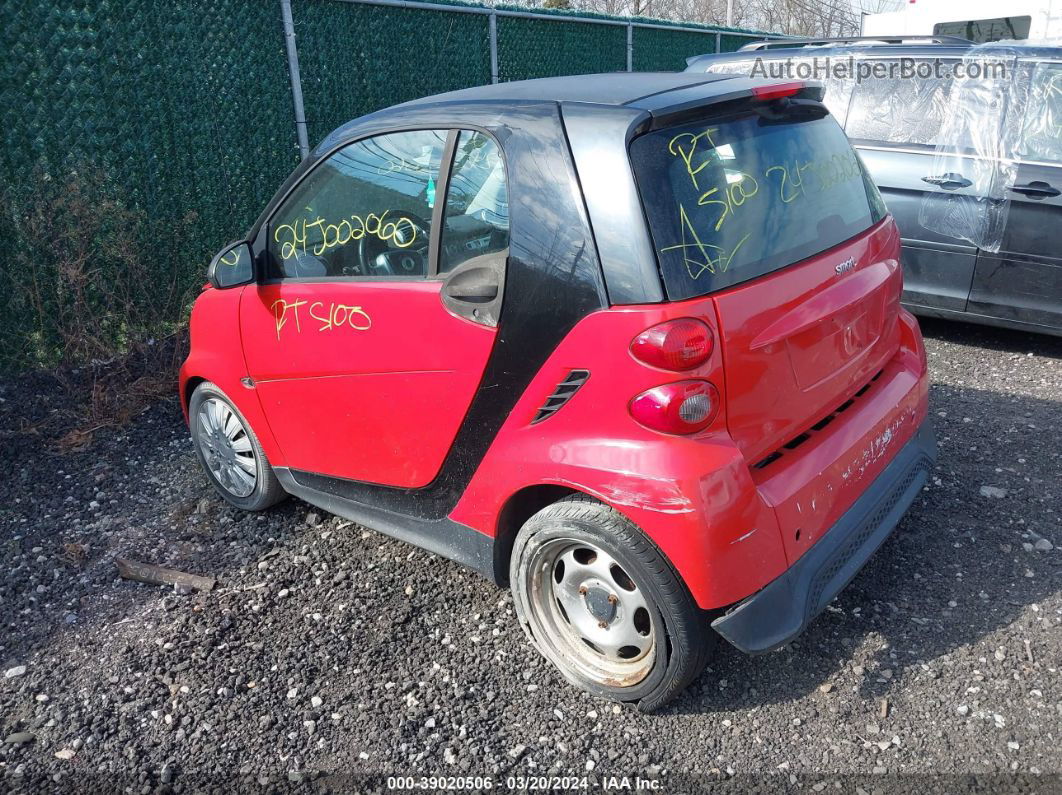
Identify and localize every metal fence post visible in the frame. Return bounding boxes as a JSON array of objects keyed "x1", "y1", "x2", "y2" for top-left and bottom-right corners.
[
  {"x1": 715, "y1": 31, "x2": 722, "y2": 53},
  {"x1": 626, "y1": 22, "x2": 633, "y2": 72},
  {"x1": 489, "y1": 12, "x2": 499, "y2": 84},
  {"x1": 280, "y1": 0, "x2": 310, "y2": 160}
]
